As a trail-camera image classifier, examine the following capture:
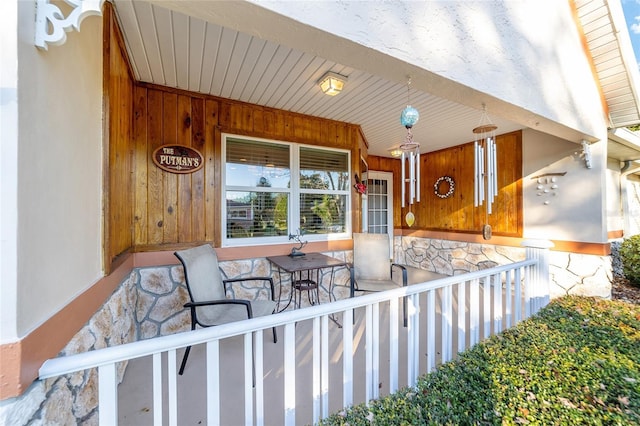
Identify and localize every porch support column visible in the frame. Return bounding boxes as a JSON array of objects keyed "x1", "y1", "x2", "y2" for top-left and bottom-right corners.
[
  {"x1": 521, "y1": 239, "x2": 554, "y2": 315},
  {"x1": 35, "y1": 0, "x2": 105, "y2": 50}
]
